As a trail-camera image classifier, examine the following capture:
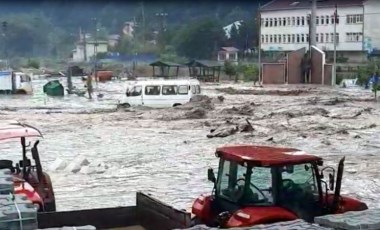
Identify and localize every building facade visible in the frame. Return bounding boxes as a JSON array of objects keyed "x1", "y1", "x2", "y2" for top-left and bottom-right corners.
[
  {"x1": 260, "y1": 0, "x2": 376, "y2": 62},
  {"x1": 217, "y1": 47, "x2": 239, "y2": 64}
]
